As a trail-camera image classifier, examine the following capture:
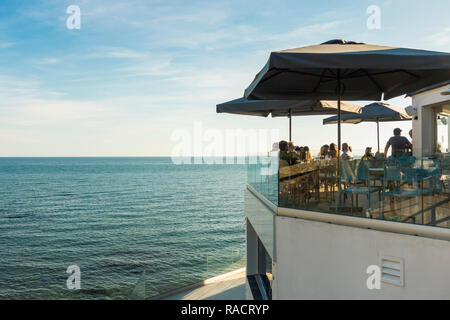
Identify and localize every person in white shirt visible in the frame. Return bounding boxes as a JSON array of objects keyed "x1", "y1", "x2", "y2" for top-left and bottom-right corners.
[{"x1": 340, "y1": 142, "x2": 353, "y2": 160}]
